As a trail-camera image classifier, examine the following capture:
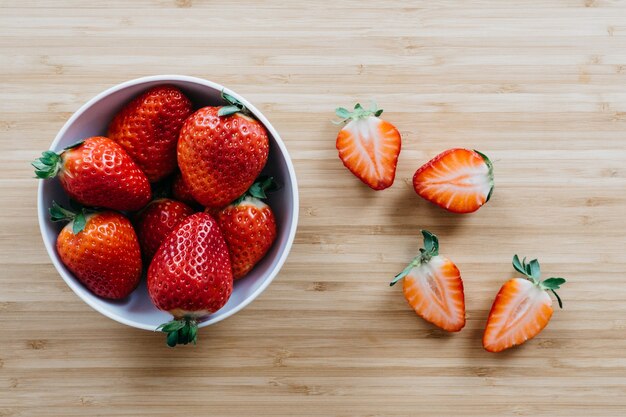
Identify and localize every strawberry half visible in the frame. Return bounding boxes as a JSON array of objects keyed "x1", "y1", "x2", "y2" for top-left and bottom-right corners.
[
  {"x1": 50, "y1": 202, "x2": 142, "y2": 300},
  {"x1": 148, "y1": 212, "x2": 233, "y2": 347},
  {"x1": 33, "y1": 136, "x2": 152, "y2": 211},
  {"x1": 483, "y1": 255, "x2": 566, "y2": 353},
  {"x1": 134, "y1": 198, "x2": 195, "y2": 261},
  {"x1": 215, "y1": 177, "x2": 277, "y2": 280},
  {"x1": 390, "y1": 230, "x2": 466, "y2": 332},
  {"x1": 335, "y1": 103, "x2": 401, "y2": 190},
  {"x1": 413, "y1": 148, "x2": 494, "y2": 214},
  {"x1": 177, "y1": 92, "x2": 269, "y2": 208},
  {"x1": 108, "y1": 85, "x2": 193, "y2": 183}
]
